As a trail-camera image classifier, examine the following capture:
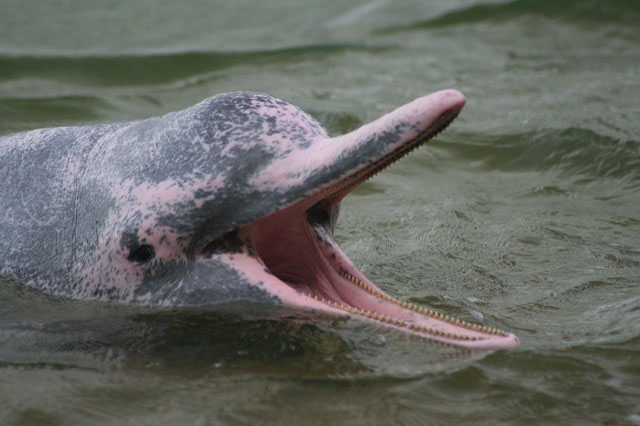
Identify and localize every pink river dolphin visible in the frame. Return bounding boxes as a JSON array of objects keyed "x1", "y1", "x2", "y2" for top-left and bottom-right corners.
[{"x1": 0, "y1": 90, "x2": 519, "y2": 349}]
